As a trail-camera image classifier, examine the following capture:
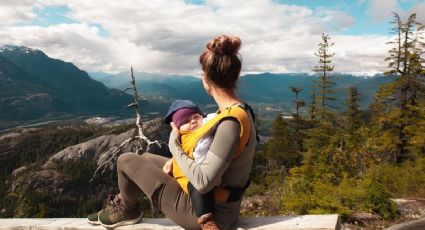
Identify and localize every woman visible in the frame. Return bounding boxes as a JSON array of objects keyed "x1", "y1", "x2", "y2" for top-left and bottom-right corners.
[{"x1": 89, "y1": 35, "x2": 257, "y2": 230}]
